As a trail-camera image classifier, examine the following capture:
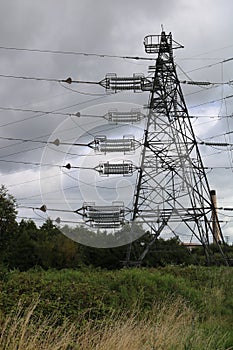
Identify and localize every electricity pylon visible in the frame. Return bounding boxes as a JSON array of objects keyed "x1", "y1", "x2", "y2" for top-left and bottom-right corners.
[
  {"x1": 125, "y1": 31, "x2": 229, "y2": 266},
  {"x1": 52, "y1": 30, "x2": 229, "y2": 265}
]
